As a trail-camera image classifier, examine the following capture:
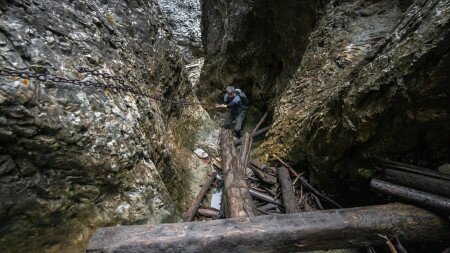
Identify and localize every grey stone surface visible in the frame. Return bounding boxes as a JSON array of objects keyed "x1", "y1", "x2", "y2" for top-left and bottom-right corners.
[
  {"x1": 199, "y1": 0, "x2": 449, "y2": 201},
  {"x1": 198, "y1": 0, "x2": 327, "y2": 108},
  {"x1": 260, "y1": 0, "x2": 450, "y2": 197},
  {"x1": 158, "y1": 0, "x2": 203, "y2": 59},
  {"x1": 0, "y1": 0, "x2": 212, "y2": 252}
]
